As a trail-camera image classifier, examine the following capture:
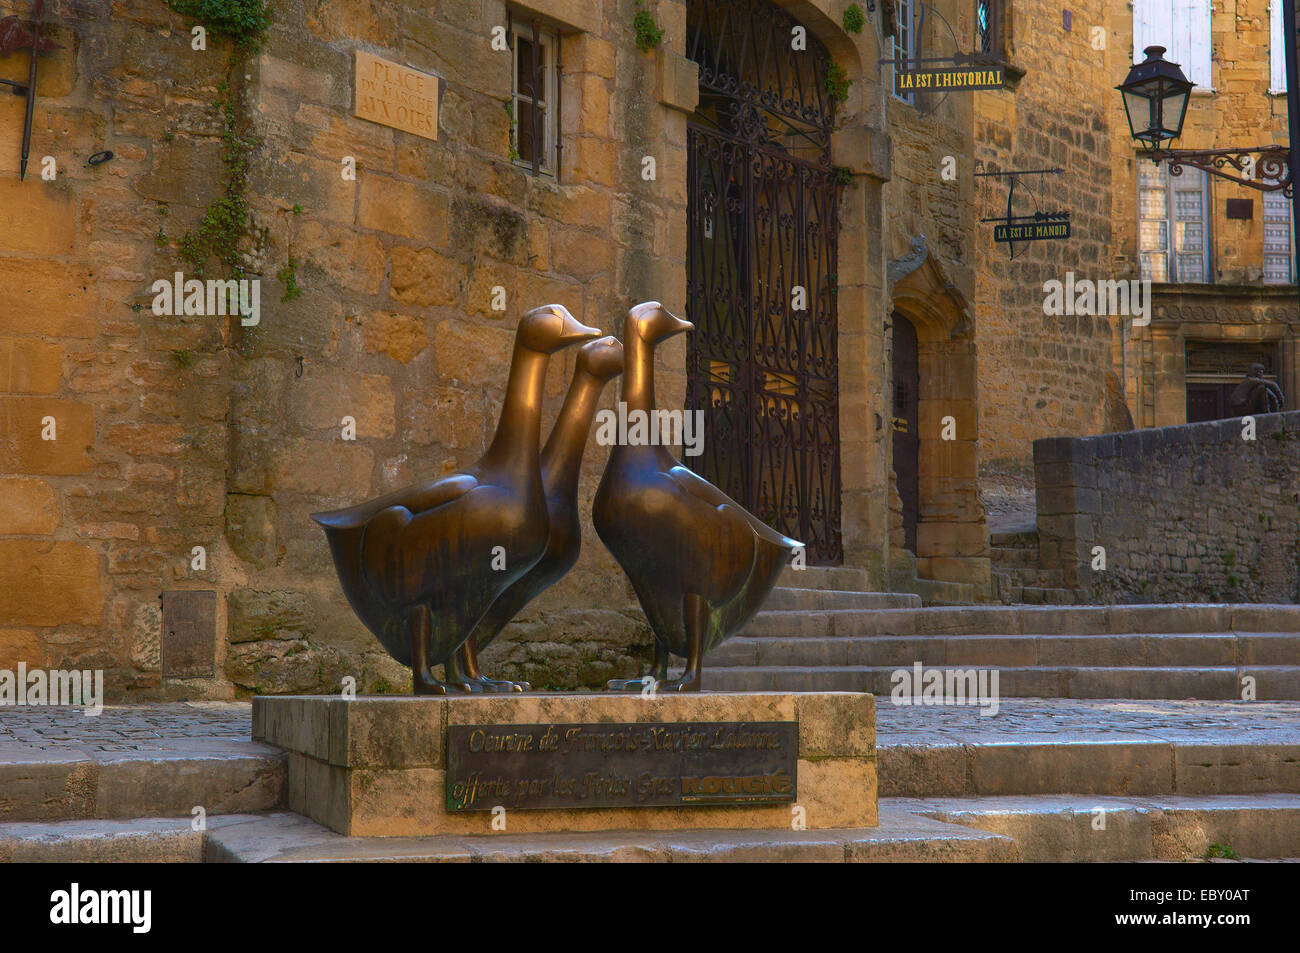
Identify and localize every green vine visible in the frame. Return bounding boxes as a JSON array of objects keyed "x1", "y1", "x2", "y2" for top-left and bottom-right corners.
[
  {"x1": 842, "y1": 2, "x2": 866, "y2": 34},
  {"x1": 832, "y1": 165, "x2": 854, "y2": 188},
  {"x1": 633, "y1": 1, "x2": 664, "y2": 52},
  {"x1": 277, "y1": 256, "x2": 302, "y2": 302},
  {"x1": 823, "y1": 62, "x2": 851, "y2": 103},
  {"x1": 164, "y1": 2, "x2": 270, "y2": 285},
  {"x1": 164, "y1": 0, "x2": 271, "y2": 51}
]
